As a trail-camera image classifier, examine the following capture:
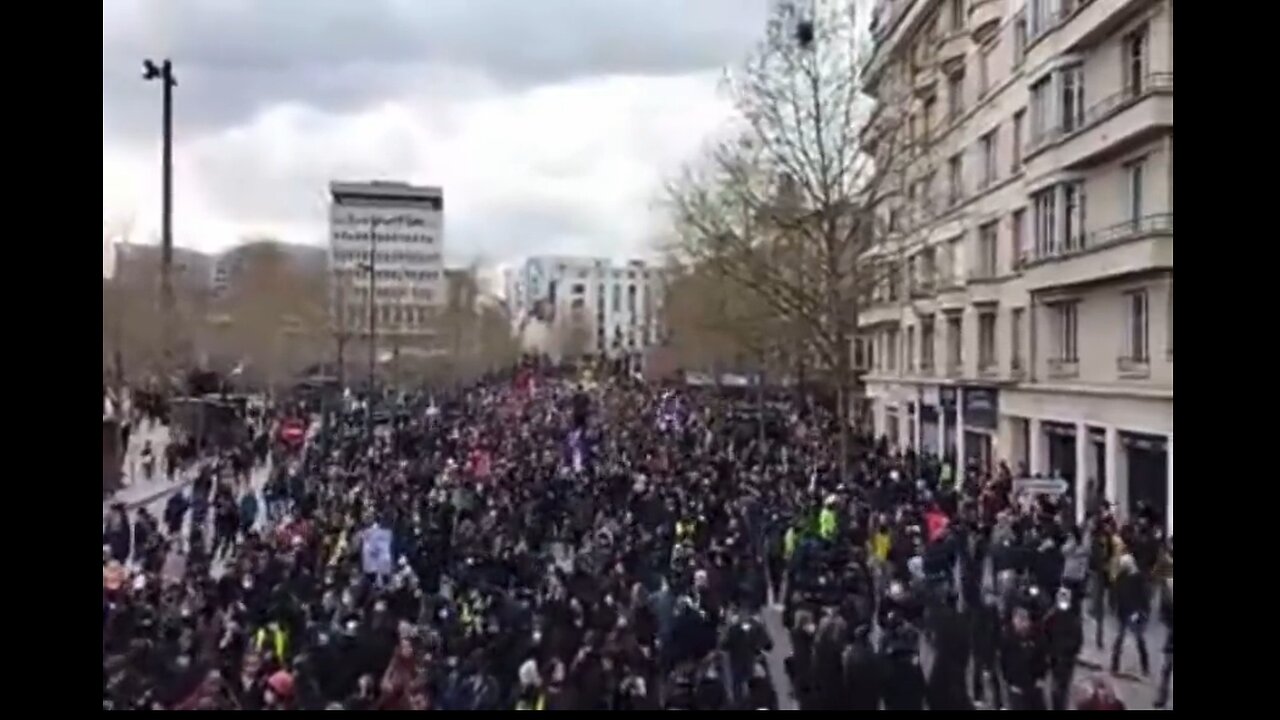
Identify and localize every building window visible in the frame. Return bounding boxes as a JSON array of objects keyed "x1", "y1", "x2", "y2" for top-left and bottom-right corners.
[
  {"x1": 1011, "y1": 307, "x2": 1025, "y2": 369},
  {"x1": 978, "y1": 312, "x2": 997, "y2": 369},
  {"x1": 949, "y1": 0, "x2": 965, "y2": 31},
  {"x1": 906, "y1": 325, "x2": 916, "y2": 371},
  {"x1": 1030, "y1": 77, "x2": 1051, "y2": 143},
  {"x1": 1061, "y1": 64, "x2": 1084, "y2": 133},
  {"x1": 570, "y1": 297, "x2": 585, "y2": 310},
  {"x1": 923, "y1": 96, "x2": 936, "y2": 141},
  {"x1": 1167, "y1": 280, "x2": 1173, "y2": 357},
  {"x1": 627, "y1": 284, "x2": 637, "y2": 313},
  {"x1": 1123, "y1": 23, "x2": 1149, "y2": 96},
  {"x1": 612, "y1": 284, "x2": 621, "y2": 312},
  {"x1": 920, "y1": 315, "x2": 935, "y2": 371},
  {"x1": 1052, "y1": 302, "x2": 1079, "y2": 361},
  {"x1": 980, "y1": 130, "x2": 997, "y2": 189},
  {"x1": 1029, "y1": 0, "x2": 1055, "y2": 39},
  {"x1": 1013, "y1": 11, "x2": 1028, "y2": 64},
  {"x1": 946, "y1": 314, "x2": 963, "y2": 371},
  {"x1": 886, "y1": 327, "x2": 899, "y2": 371},
  {"x1": 977, "y1": 222, "x2": 998, "y2": 277},
  {"x1": 978, "y1": 43, "x2": 993, "y2": 96},
  {"x1": 1125, "y1": 158, "x2": 1145, "y2": 224},
  {"x1": 888, "y1": 263, "x2": 901, "y2": 301},
  {"x1": 947, "y1": 70, "x2": 966, "y2": 121},
  {"x1": 1033, "y1": 188, "x2": 1057, "y2": 256},
  {"x1": 1012, "y1": 110, "x2": 1025, "y2": 170},
  {"x1": 946, "y1": 236, "x2": 962, "y2": 284},
  {"x1": 948, "y1": 154, "x2": 963, "y2": 206},
  {"x1": 1011, "y1": 208, "x2": 1028, "y2": 268},
  {"x1": 1063, "y1": 181, "x2": 1086, "y2": 251},
  {"x1": 1124, "y1": 290, "x2": 1149, "y2": 361},
  {"x1": 571, "y1": 283, "x2": 586, "y2": 295}
]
